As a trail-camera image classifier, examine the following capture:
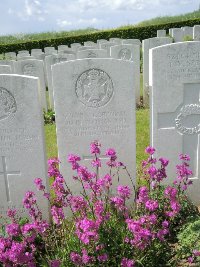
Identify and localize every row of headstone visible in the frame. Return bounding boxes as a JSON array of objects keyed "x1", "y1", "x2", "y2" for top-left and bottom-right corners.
[
  {"x1": 0, "y1": 41, "x2": 200, "y2": 221},
  {"x1": 2, "y1": 39, "x2": 142, "y2": 109},
  {"x1": 157, "y1": 25, "x2": 200, "y2": 42}
]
